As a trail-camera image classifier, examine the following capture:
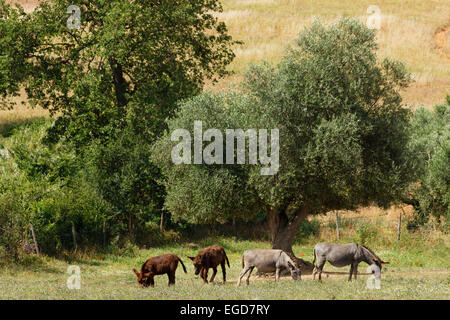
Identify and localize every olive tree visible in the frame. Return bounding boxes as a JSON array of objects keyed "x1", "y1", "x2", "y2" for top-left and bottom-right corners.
[{"x1": 153, "y1": 19, "x2": 414, "y2": 254}]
